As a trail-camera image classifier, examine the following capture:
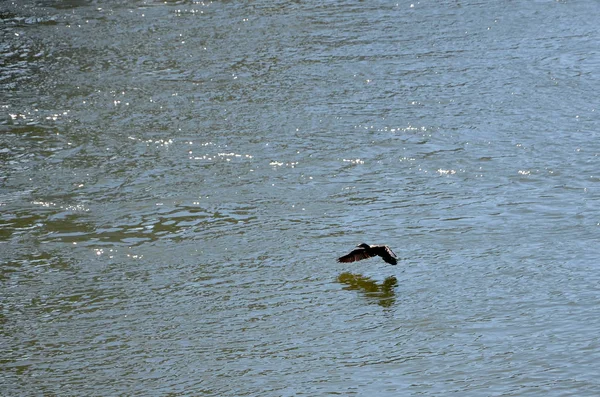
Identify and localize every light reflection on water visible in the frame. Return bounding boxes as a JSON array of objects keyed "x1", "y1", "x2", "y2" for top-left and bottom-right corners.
[{"x1": 2, "y1": 0, "x2": 600, "y2": 396}]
